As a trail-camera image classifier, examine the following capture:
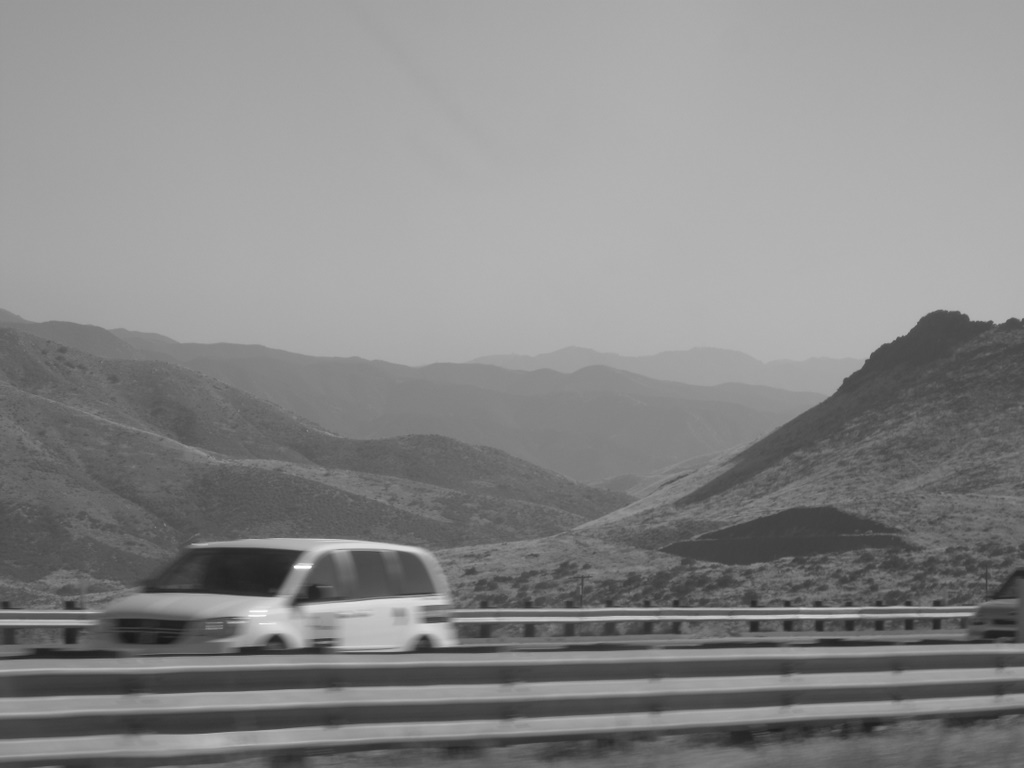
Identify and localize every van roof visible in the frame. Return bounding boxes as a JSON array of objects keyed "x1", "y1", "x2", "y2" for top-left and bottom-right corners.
[{"x1": 189, "y1": 538, "x2": 431, "y2": 556}]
